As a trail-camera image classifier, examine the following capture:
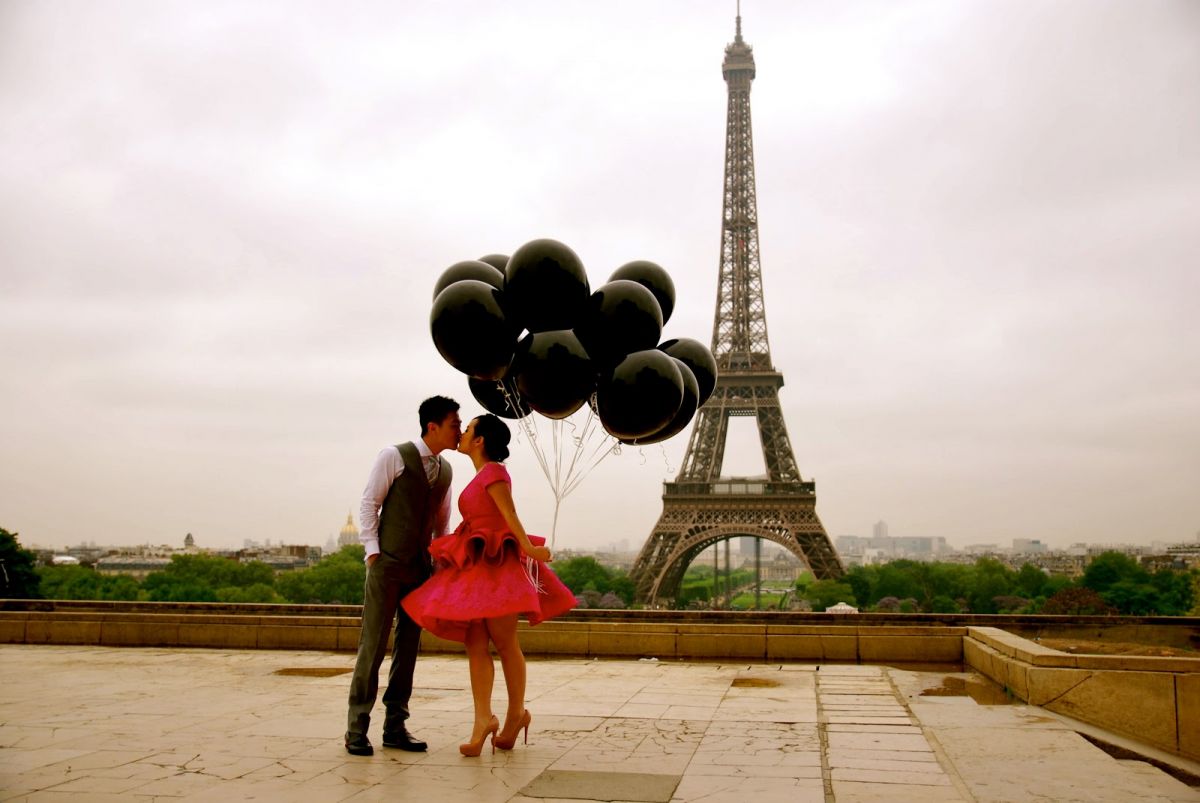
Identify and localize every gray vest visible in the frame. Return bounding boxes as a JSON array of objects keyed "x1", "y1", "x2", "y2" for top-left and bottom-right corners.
[{"x1": 378, "y1": 442, "x2": 453, "y2": 580}]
